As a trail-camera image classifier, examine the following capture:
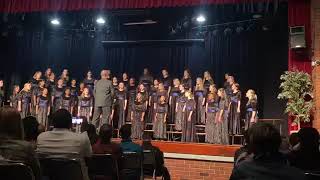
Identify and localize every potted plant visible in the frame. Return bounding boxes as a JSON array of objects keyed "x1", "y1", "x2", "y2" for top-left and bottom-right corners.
[{"x1": 277, "y1": 70, "x2": 313, "y2": 128}]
